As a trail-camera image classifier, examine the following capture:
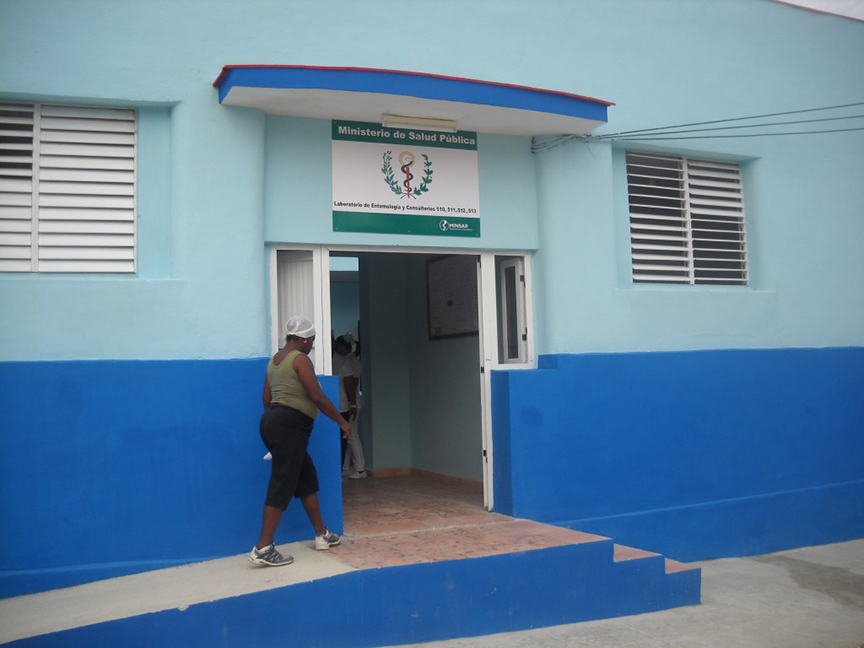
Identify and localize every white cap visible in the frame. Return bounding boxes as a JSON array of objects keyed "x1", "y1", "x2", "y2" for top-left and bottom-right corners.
[{"x1": 285, "y1": 316, "x2": 316, "y2": 338}]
